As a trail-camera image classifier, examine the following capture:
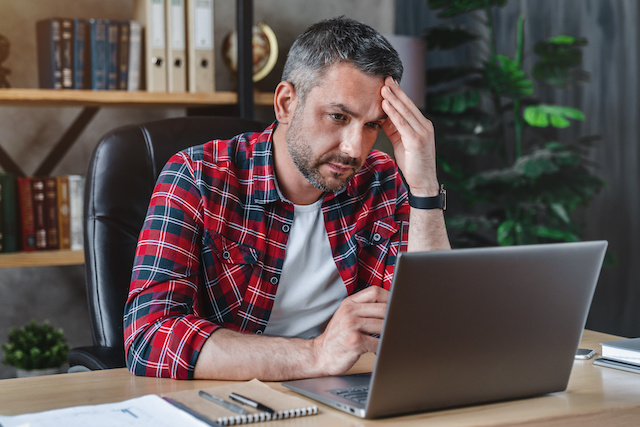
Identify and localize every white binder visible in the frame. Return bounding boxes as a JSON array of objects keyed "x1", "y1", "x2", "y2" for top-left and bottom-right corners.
[
  {"x1": 186, "y1": 0, "x2": 215, "y2": 93},
  {"x1": 166, "y1": 0, "x2": 187, "y2": 92},
  {"x1": 134, "y1": 0, "x2": 167, "y2": 92}
]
